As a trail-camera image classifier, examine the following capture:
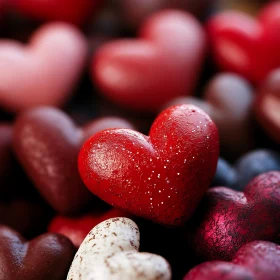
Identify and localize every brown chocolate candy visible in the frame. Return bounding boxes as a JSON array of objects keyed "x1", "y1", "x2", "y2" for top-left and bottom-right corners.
[
  {"x1": 13, "y1": 107, "x2": 134, "y2": 214},
  {"x1": 0, "y1": 225, "x2": 75, "y2": 280}
]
